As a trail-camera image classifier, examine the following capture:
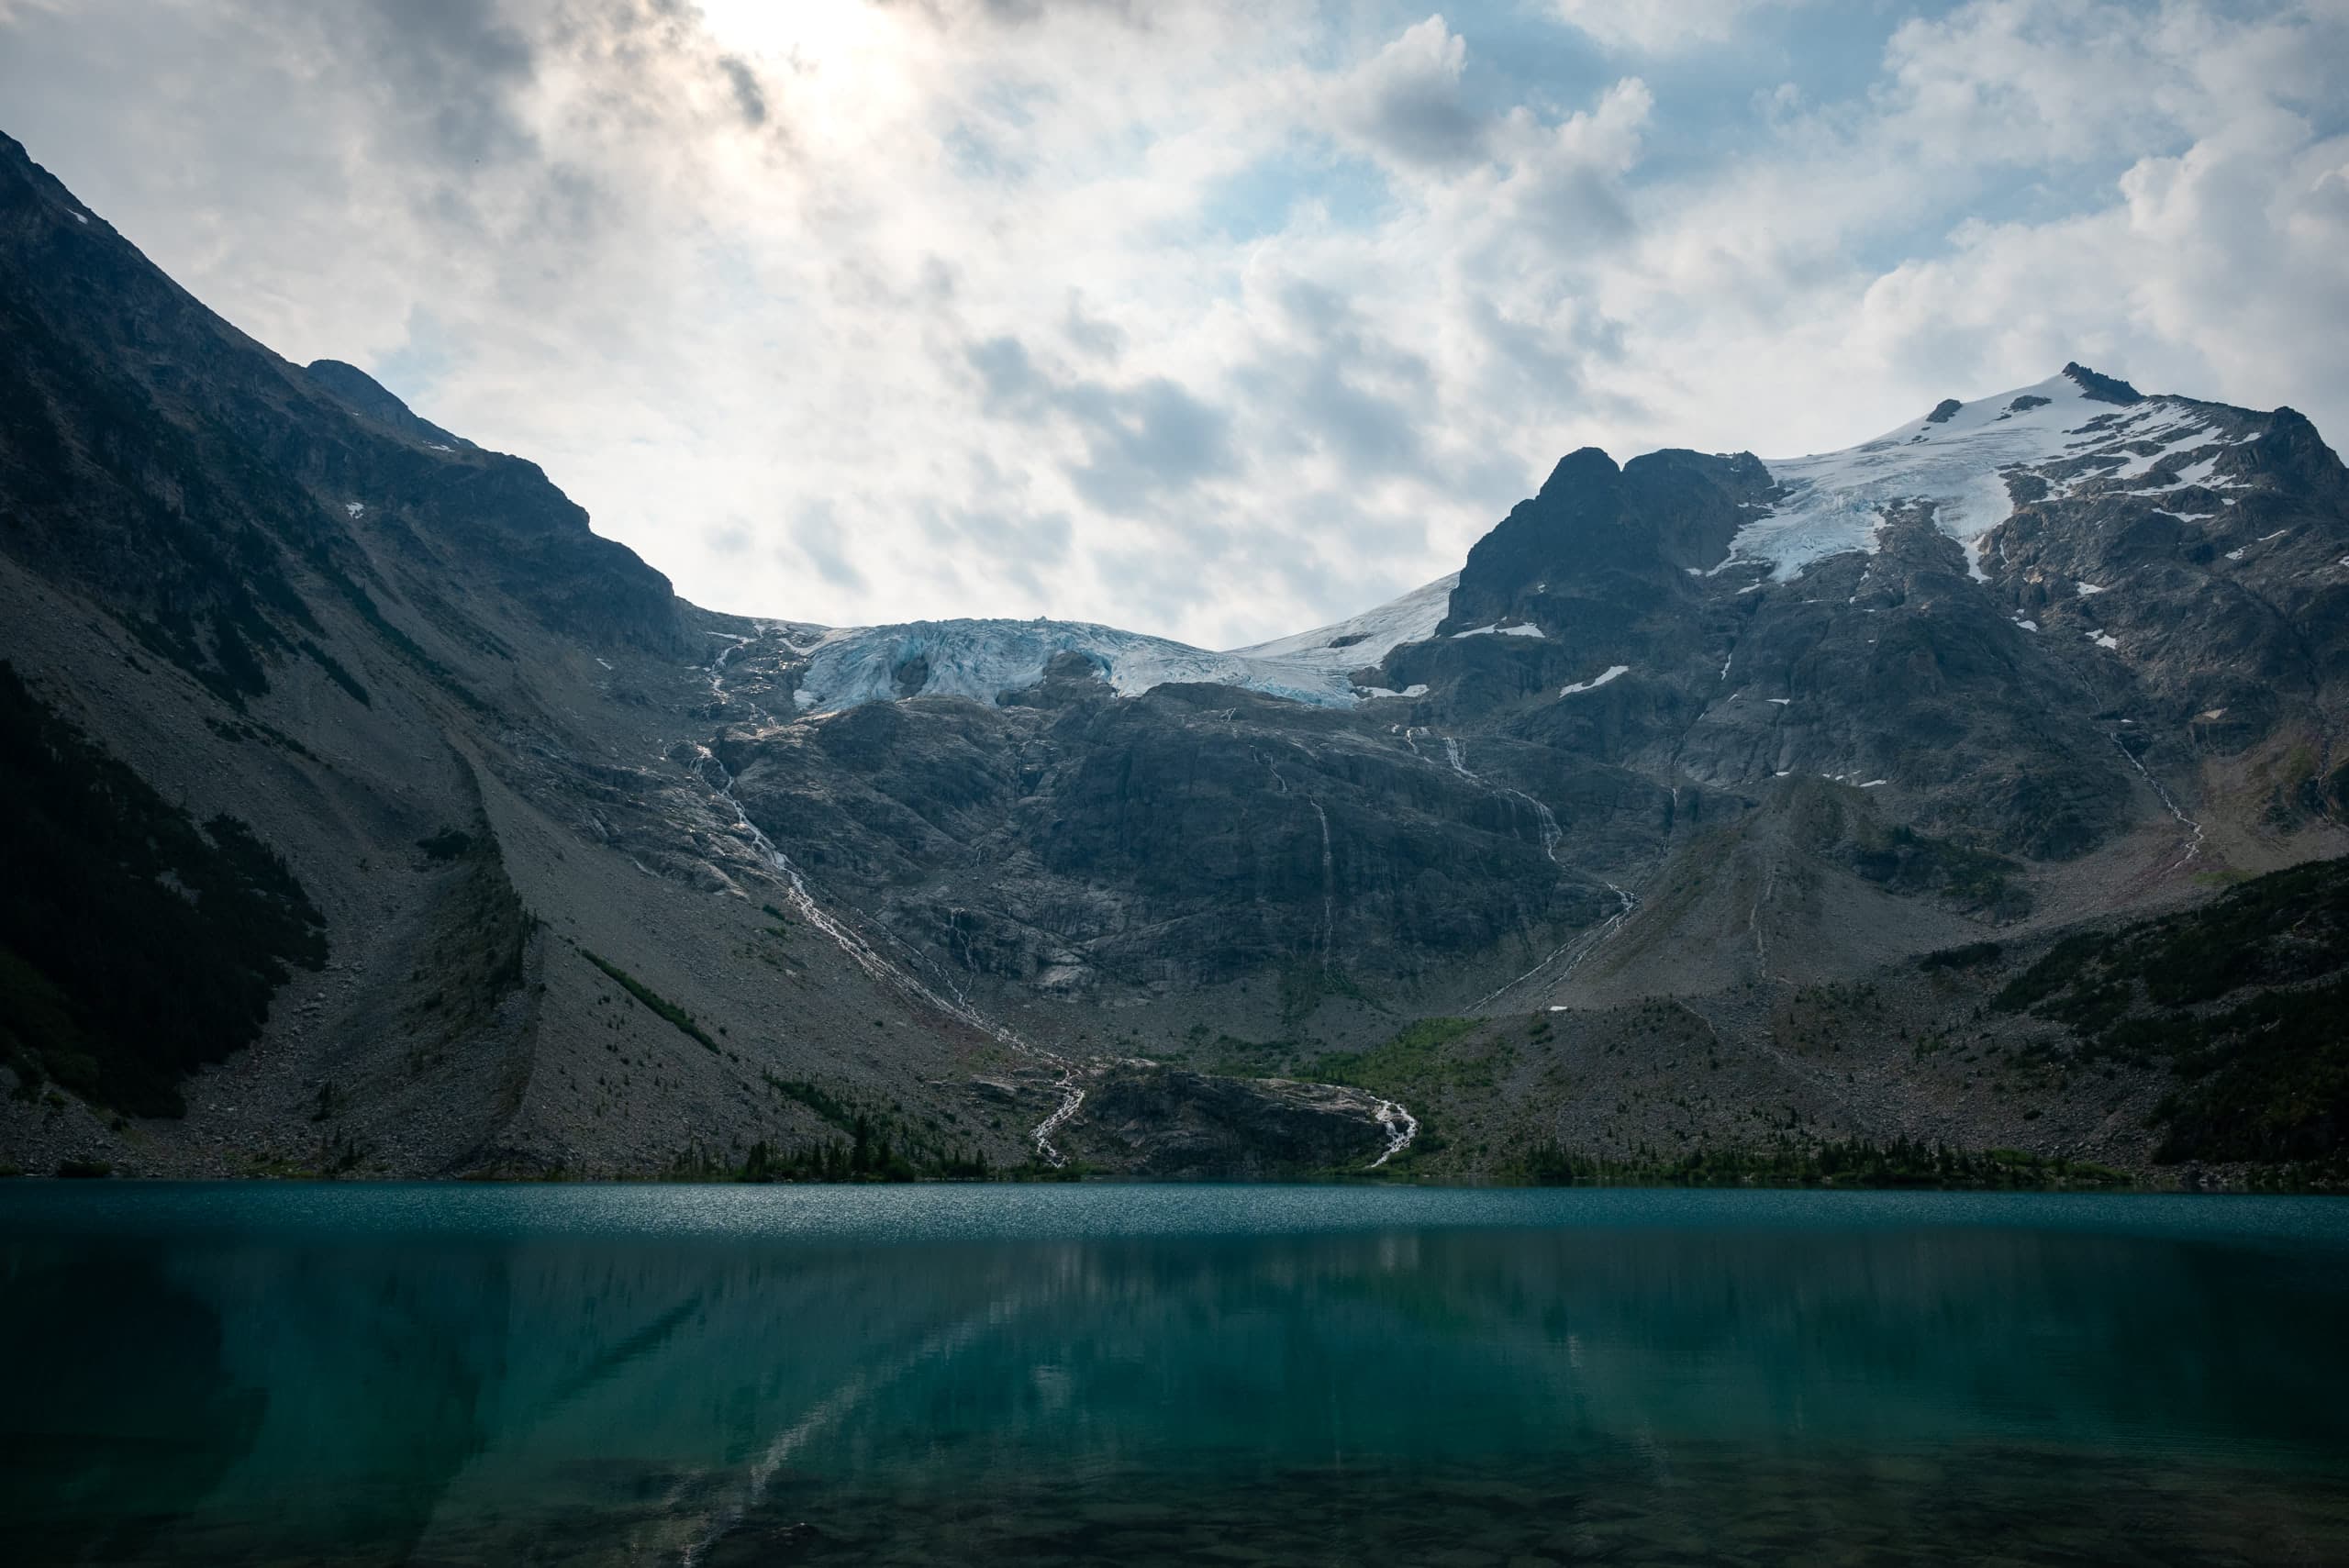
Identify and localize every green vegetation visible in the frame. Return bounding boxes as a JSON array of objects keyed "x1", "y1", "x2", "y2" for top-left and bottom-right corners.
[
  {"x1": 1504, "y1": 1135, "x2": 2132, "y2": 1189},
  {"x1": 303, "y1": 546, "x2": 492, "y2": 715},
  {"x1": 1850, "y1": 824, "x2": 2031, "y2": 919},
  {"x1": 201, "y1": 713, "x2": 315, "y2": 760},
  {"x1": 668, "y1": 1111, "x2": 996, "y2": 1184},
  {"x1": 1920, "y1": 940, "x2": 2003, "y2": 972},
  {"x1": 581, "y1": 951, "x2": 718, "y2": 1052},
  {"x1": 1276, "y1": 961, "x2": 1376, "y2": 1028},
  {"x1": 740, "y1": 1073, "x2": 1032, "y2": 1180},
  {"x1": 297, "y1": 639, "x2": 370, "y2": 706},
  {"x1": 1775, "y1": 981, "x2": 1888, "y2": 1056},
  {"x1": 0, "y1": 662, "x2": 327, "y2": 1116},
  {"x1": 1197, "y1": 1033, "x2": 1298, "y2": 1078},
  {"x1": 415, "y1": 828, "x2": 475, "y2": 862},
  {"x1": 1991, "y1": 856, "x2": 2349, "y2": 1170},
  {"x1": 1303, "y1": 1017, "x2": 1485, "y2": 1097},
  {"x1": 761, "y1": 1070, "x2": 861, "y2": 1130},
  {"x1": 403, "y1": 817, "x2": 532, "y2": 1075}
]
